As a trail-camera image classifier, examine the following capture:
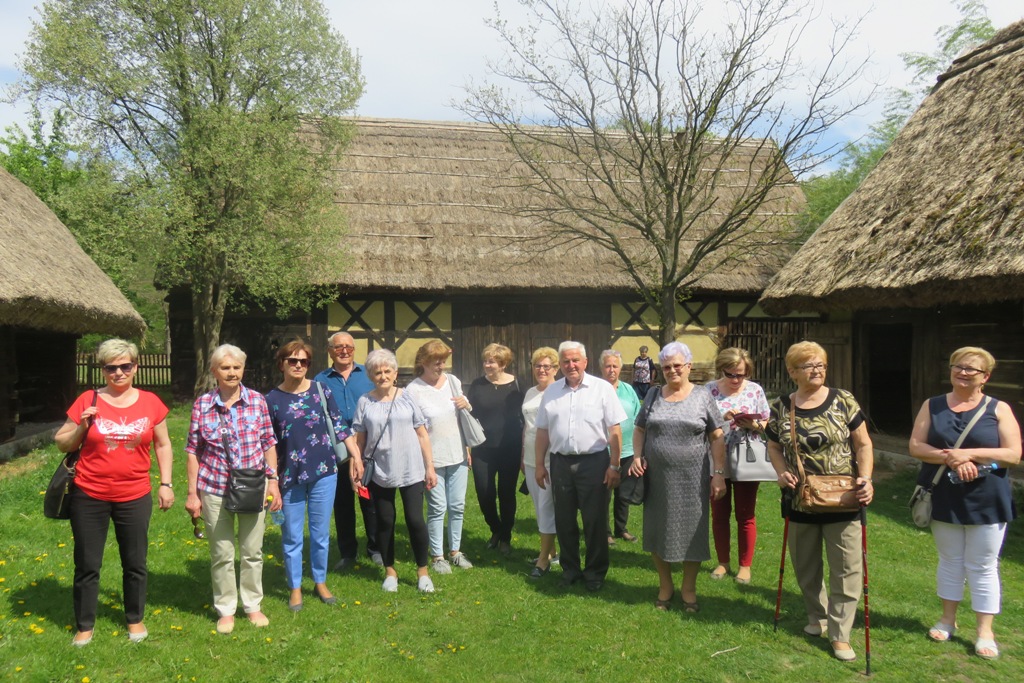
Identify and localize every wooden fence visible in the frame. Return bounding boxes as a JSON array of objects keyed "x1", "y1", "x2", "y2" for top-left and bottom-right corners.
[{"x1": 76, "y1": 353, "x2": 172, "y2": 390}]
